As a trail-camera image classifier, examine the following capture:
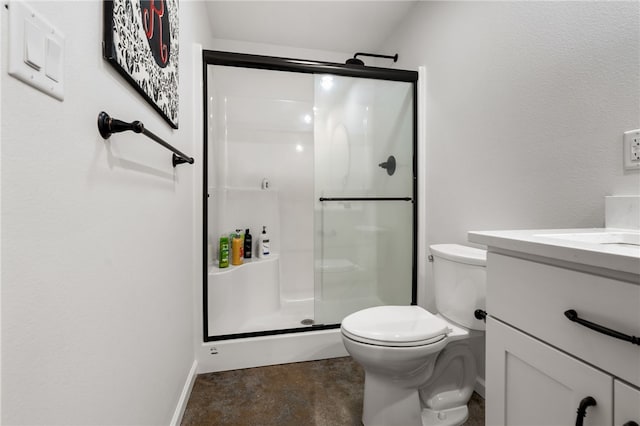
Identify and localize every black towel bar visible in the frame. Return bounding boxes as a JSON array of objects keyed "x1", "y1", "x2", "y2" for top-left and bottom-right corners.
[{"x1": 97, "y1": 111, "x2": 194, "y2": 167}]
